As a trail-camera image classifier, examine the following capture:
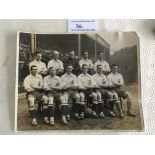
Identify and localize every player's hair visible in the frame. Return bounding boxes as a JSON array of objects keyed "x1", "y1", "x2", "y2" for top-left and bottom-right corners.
[
  {"x1": 67, "y1": 64, "x2": 73, "y2": 67},
  {"x1": 48, "y1": 66, "x2": 56, "y2": 72},
  {"x1": 82, "y1": 64, "x2": 88, "y2": 68},
  {"x1": 98, "y1": 51, "x2": 104, "y2": 55},
  {"x1": 97, "y1": 64, "x2": 102, "y2": 69},
  {"x1": 111, "y1": 64, "x2": 118, "y2": 68},
  {"x1": 30, "y1": 65, "x2": 37, "y2": 70},
  {"x1": 34, "y1": 52, "x2": 42, "y2": 56},
  {"x1": 82, "y1": 50, "x2": 88, "y2": 55}
]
